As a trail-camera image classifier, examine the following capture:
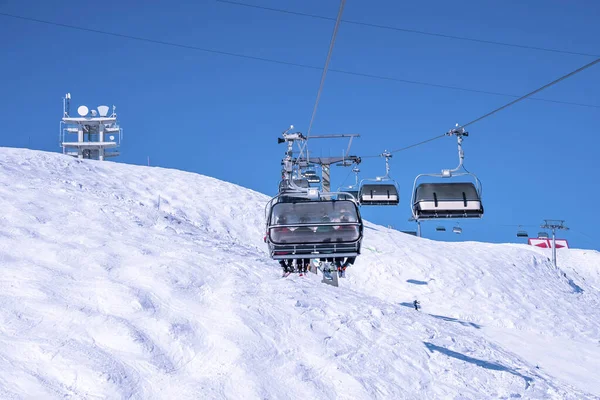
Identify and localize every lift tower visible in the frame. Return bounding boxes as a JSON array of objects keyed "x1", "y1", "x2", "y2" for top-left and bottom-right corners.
[
  {"x1": 278, "y1": 130, "x2": 361, "y2": 193},
  {"x1": 540, "y1": 219, "x2": 569, "y2": 268}
]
